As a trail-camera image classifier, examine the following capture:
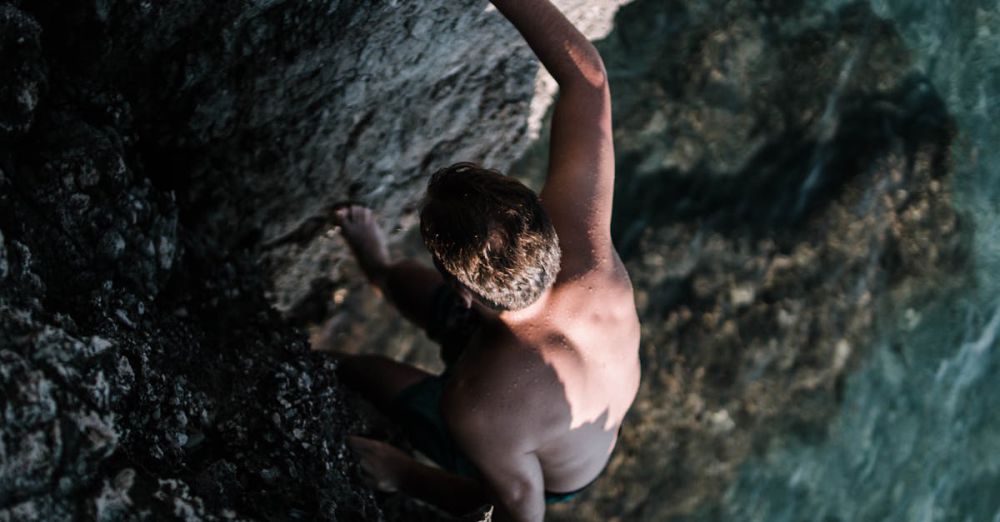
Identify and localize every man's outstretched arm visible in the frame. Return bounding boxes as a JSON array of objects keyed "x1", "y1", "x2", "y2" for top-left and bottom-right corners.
[{"x1": 490, "y1": 0, "x2": 615, "y2": 275}]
